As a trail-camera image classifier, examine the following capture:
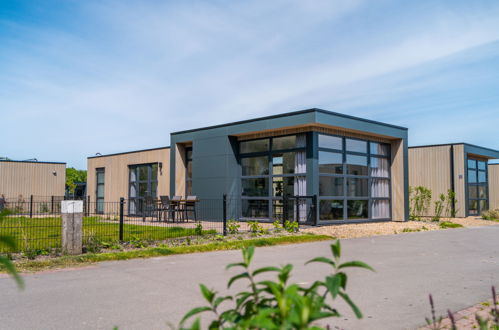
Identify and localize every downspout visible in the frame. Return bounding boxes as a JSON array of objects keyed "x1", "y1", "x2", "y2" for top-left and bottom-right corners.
[{"x1": 450, "y1": 145, "x2": 456, "y2": 215}]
